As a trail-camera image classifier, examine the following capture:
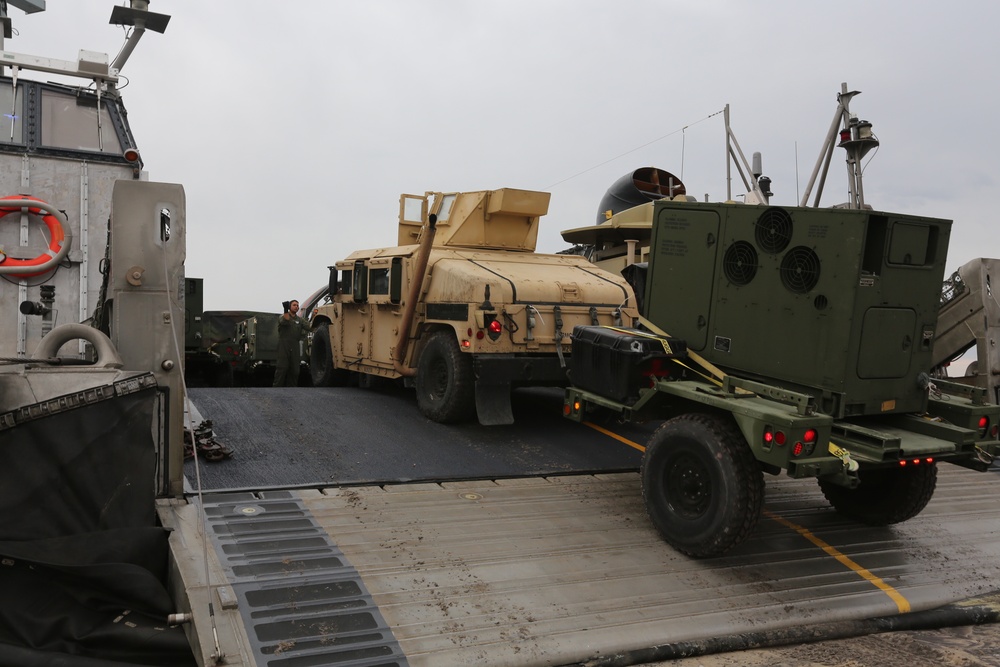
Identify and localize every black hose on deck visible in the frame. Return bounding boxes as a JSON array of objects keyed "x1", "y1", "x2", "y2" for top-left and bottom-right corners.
[{"x1": 568, "y1": 591, "x2": 1000, "y2": 667}]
